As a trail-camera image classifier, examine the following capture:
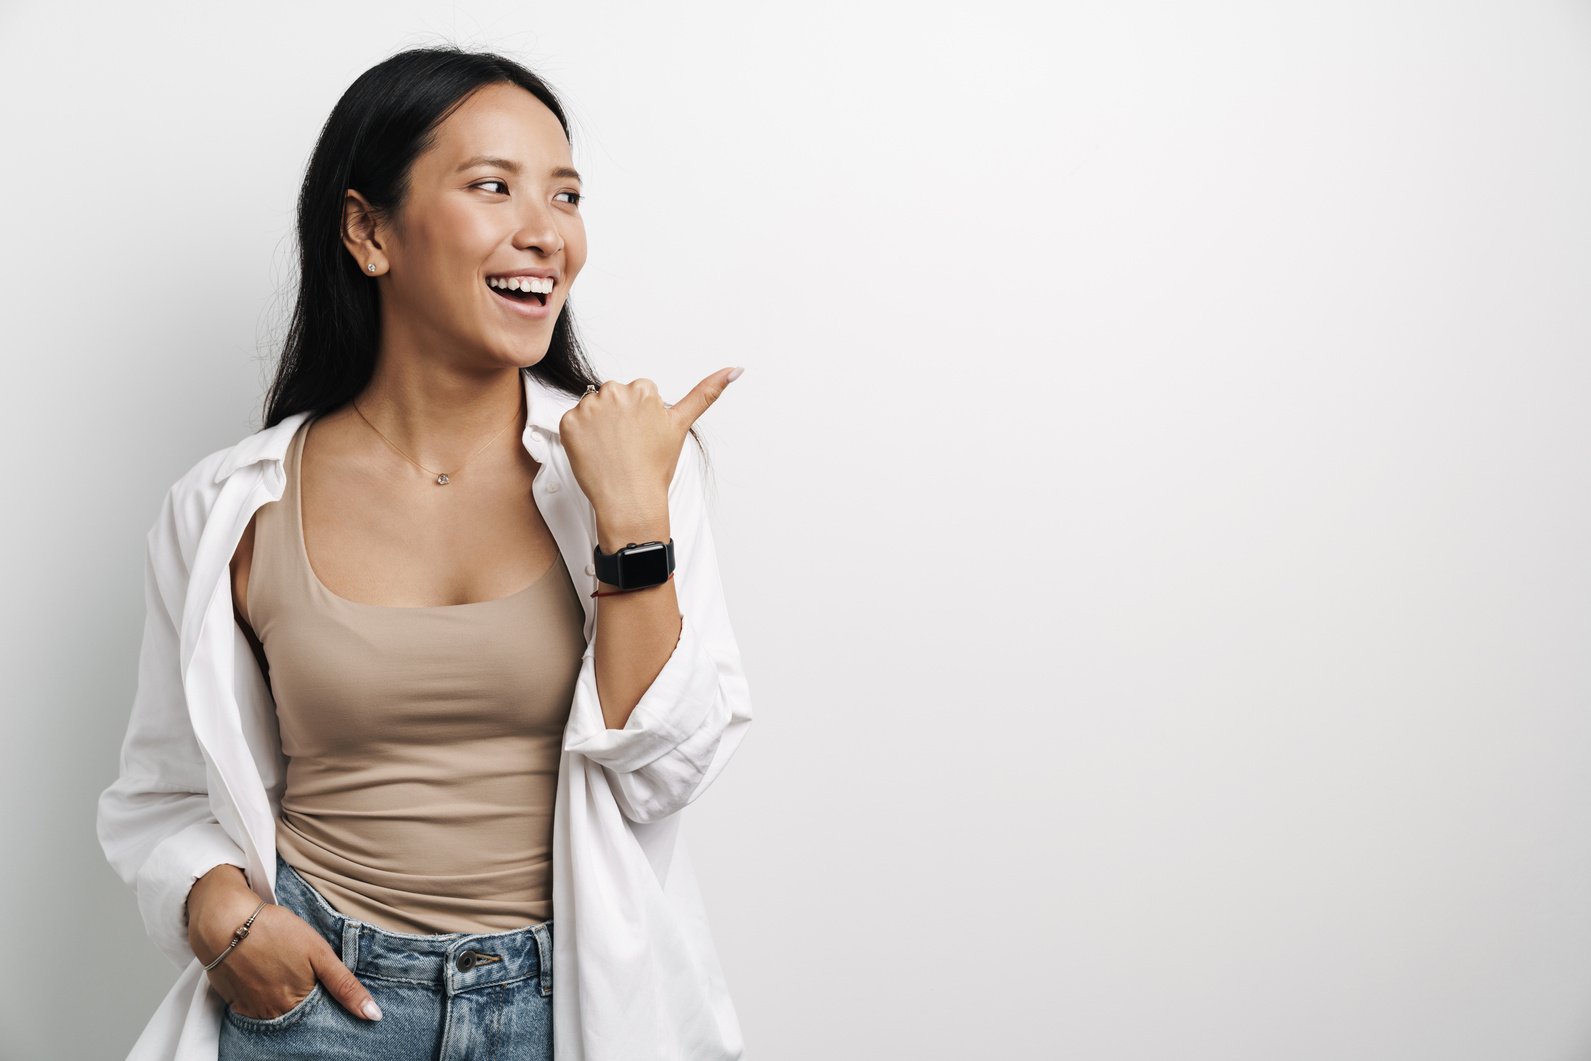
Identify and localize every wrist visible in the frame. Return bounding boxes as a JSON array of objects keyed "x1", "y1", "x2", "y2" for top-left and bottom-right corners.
[
  {"x1": 595, "y1": 516, "x2": 670, "y2": 556},
  {"x1": 186, "y1": 864, "x2": 257, "y2": 957}
]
